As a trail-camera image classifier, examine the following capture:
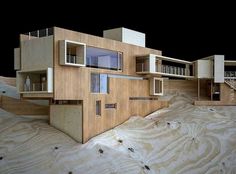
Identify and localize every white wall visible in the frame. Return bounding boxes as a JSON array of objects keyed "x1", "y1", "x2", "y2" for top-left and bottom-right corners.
[
  {"x1": 122, "y1": 28, "x2": 145, "y2": 47},
  {"x1": 103, "y1": 27, "x2": 146, "y2": 47},
  {"x1": 214, "y1": 55, "x2": 224, "y2": 83},
  {"x1": 196, "y1": 59, "x2": 213, "y2": 78},
  {"x1": 149, "y1": 54, "x2": 156, "y2": 73}
]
